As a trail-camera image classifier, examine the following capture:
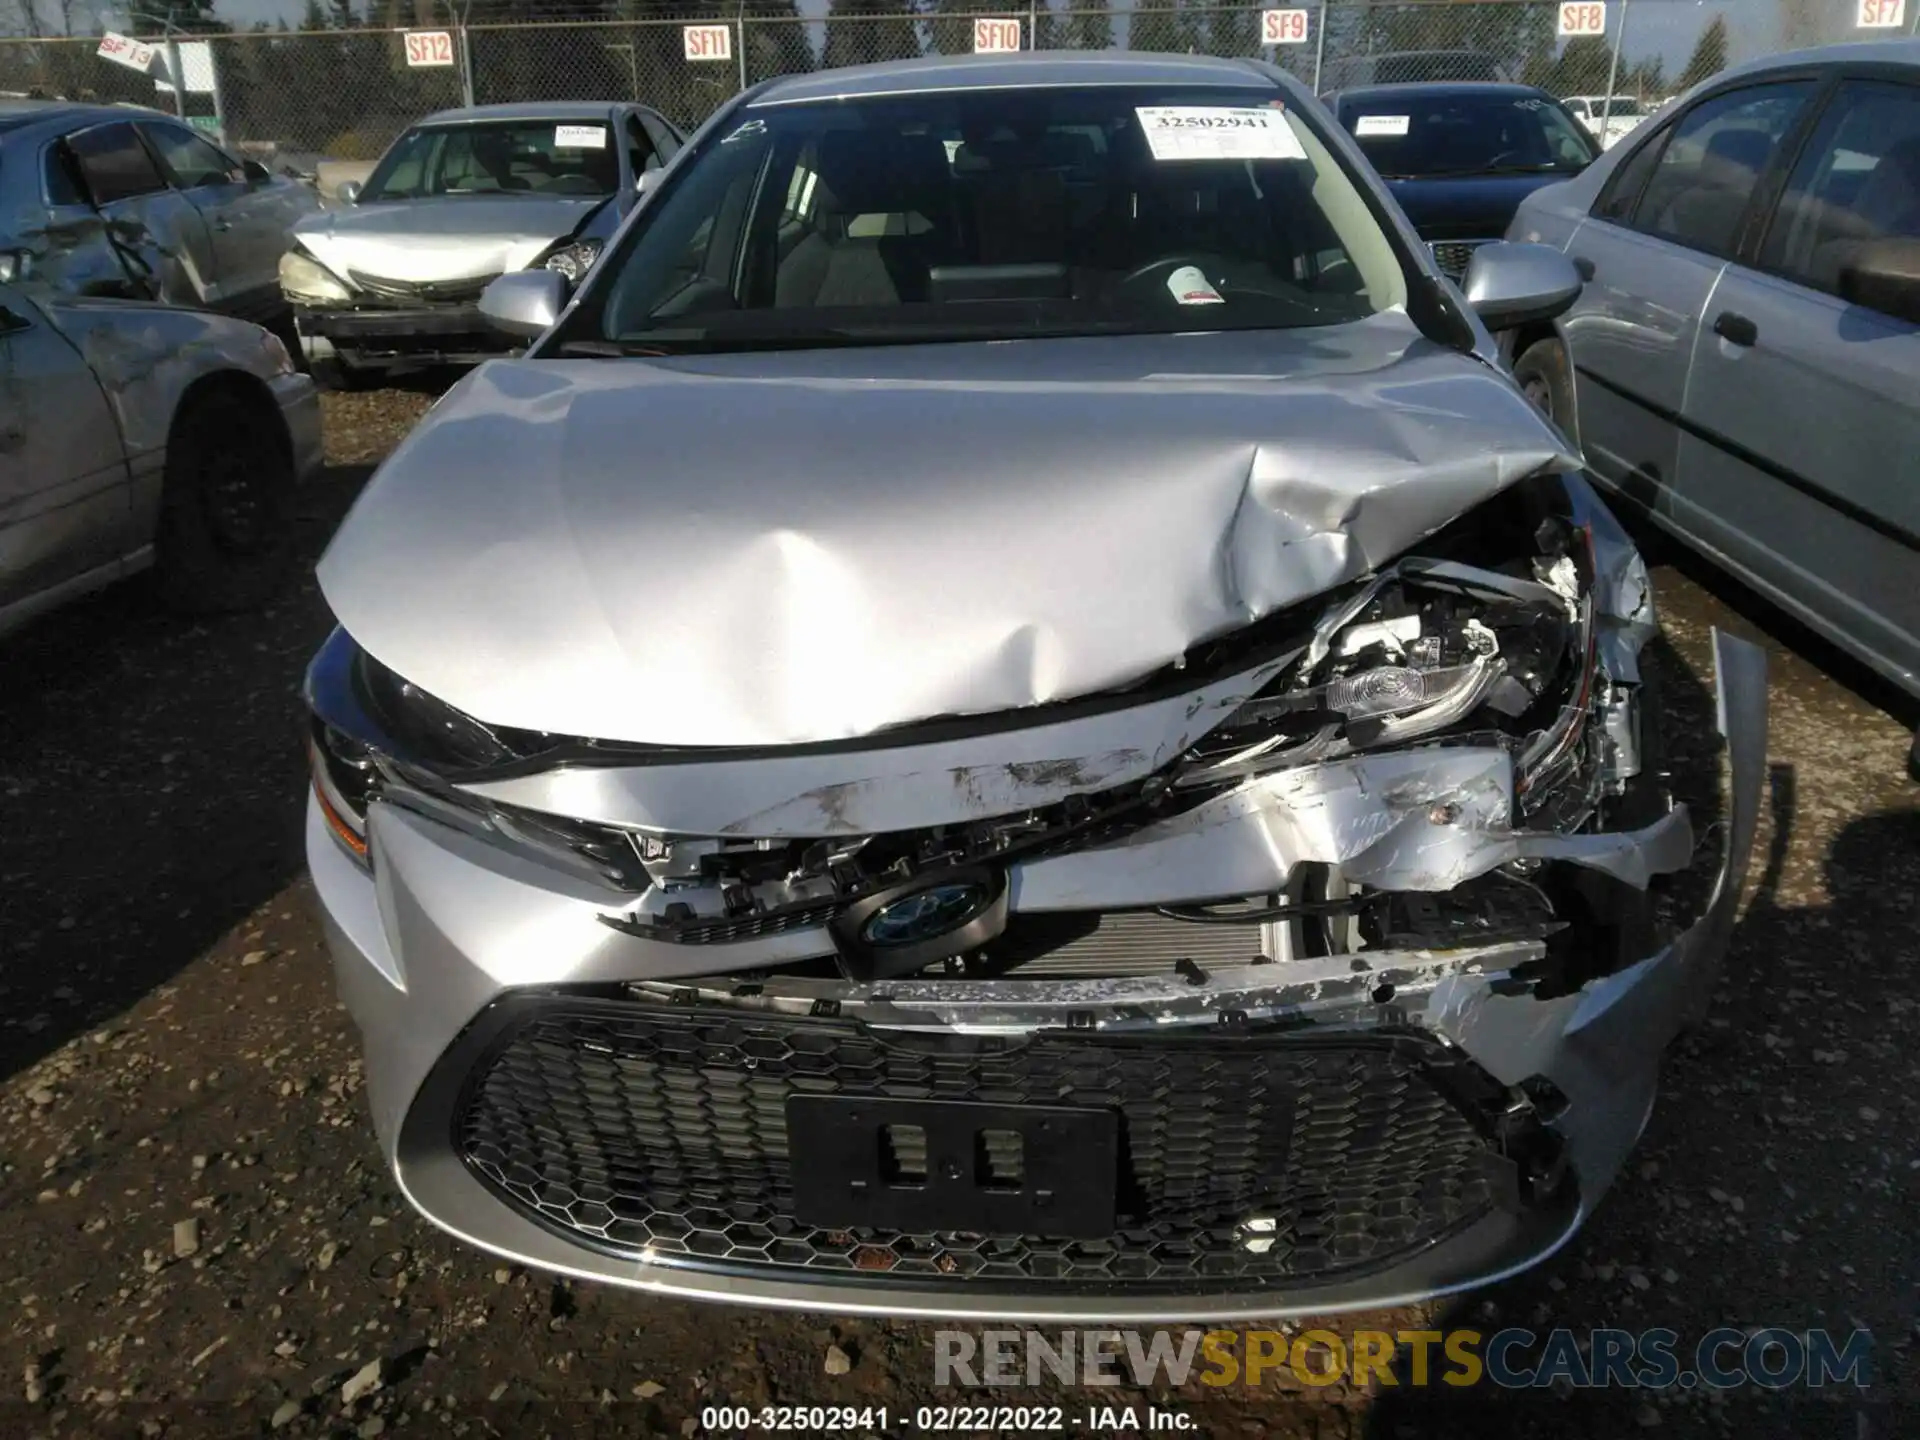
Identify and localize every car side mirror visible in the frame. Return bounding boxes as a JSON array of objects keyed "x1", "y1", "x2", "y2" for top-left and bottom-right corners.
[
  {"x1": 1837, "y1": 239, "x2": 1920, "y2": 326},
  {"x1": 243, "y1": 159, "x2": 272, "y2": 185},
  {"x1": 635, "y1": 169, "x2": 661, "y2": 196},
  {"x1": 479, "y1": 269, "x2": 568, "y2": 339},
  {"x1": 335, "y1": 180, "x2": 361, "y2": 205},
  {"x1": 1461, "y1": 241, "x2": 1583, "y2": 331}
]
